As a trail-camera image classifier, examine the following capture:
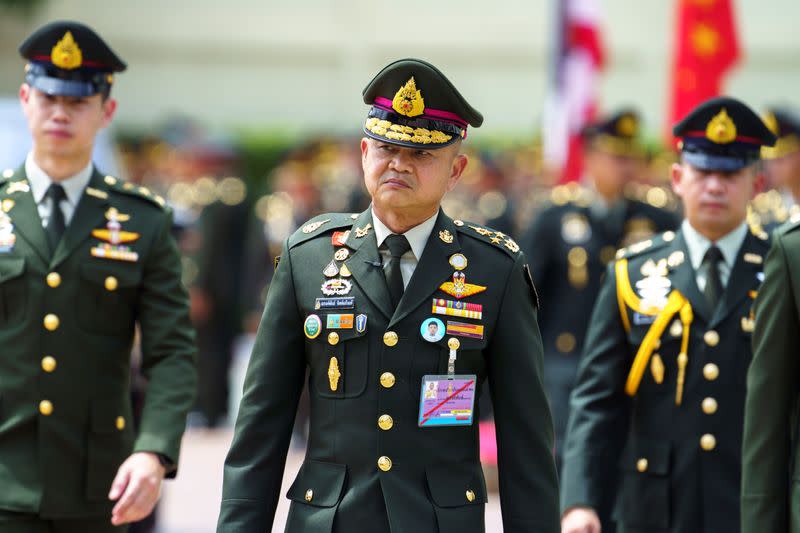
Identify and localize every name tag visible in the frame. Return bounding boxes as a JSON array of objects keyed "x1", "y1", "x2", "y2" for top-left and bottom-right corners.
[{"x1": 418, "y1": 375, "x2": 476, "y2": 427}]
